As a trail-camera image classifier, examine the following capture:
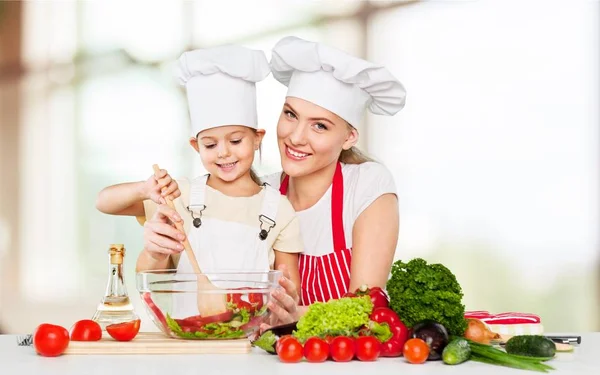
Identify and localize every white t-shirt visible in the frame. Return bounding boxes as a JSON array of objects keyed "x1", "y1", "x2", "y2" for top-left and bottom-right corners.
[{"x1": 262, "y1": 162, "x2": 397, "y2": 256}]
